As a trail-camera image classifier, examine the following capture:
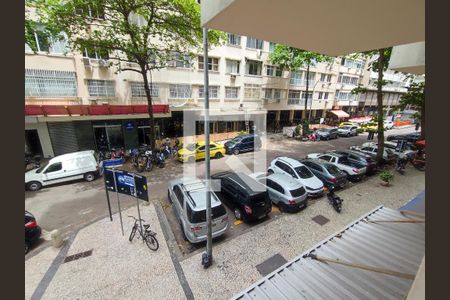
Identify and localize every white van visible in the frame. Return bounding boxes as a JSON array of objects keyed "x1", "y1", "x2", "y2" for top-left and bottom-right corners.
[{"x1": 25, "y1": 150, "x2": 99, "y2": 191}]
